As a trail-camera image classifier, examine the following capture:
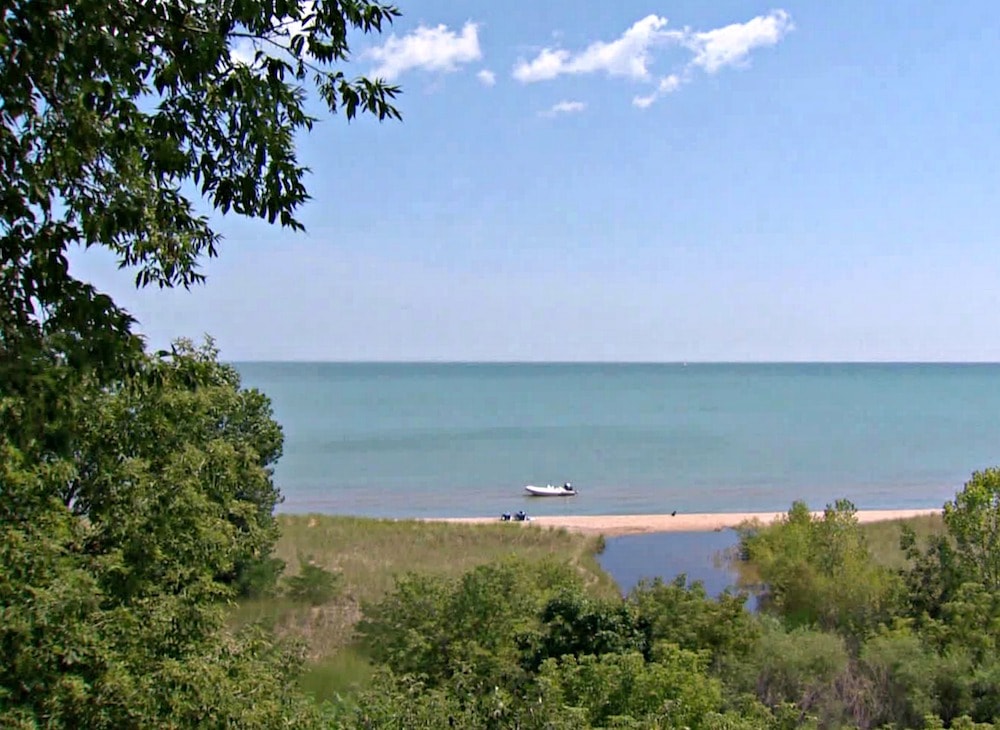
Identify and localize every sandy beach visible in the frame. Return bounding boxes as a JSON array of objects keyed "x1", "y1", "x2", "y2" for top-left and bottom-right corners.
[{"x1": 429, "y1": 508, "x2": 941, "y2": 536}]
